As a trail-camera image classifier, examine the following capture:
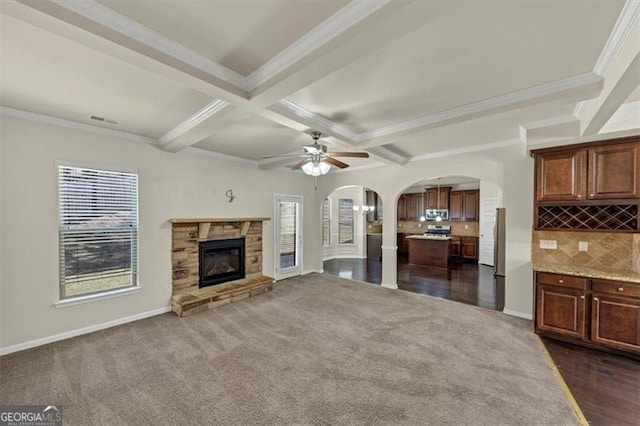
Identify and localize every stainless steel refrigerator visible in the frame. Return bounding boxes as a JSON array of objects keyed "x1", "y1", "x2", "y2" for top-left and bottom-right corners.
[{"x1": 494, "y1": 208, "x2": 506, "y2": 276}]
